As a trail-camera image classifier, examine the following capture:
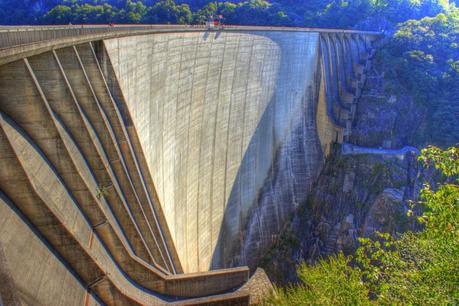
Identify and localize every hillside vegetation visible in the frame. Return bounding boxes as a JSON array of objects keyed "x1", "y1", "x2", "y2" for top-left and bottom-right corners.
[
  {"x1": 0, "y1": 0, "x2": 457, "y2": 28},
  {"x1": 267, "y1": 146, "x2": 459, "y2": 305},
  {"x1": 379, "y1": 11, "x2": 459, "y2": 146}
]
